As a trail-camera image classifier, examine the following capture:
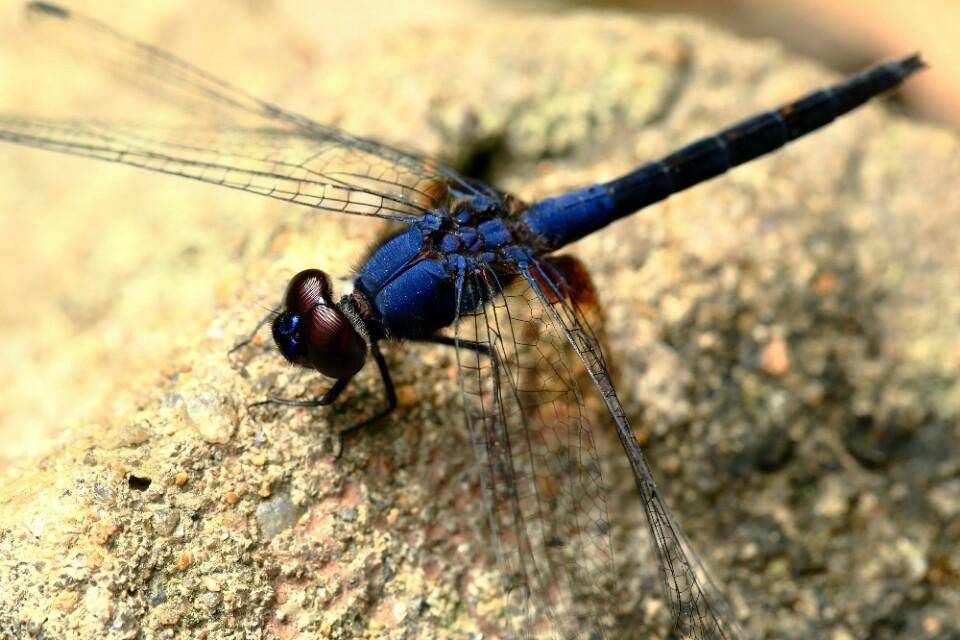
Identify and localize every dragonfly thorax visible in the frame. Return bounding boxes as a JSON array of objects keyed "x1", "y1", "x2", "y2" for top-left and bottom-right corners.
[{"x1": 350, "y1": 211, "x2": 525, "y2": 341}]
